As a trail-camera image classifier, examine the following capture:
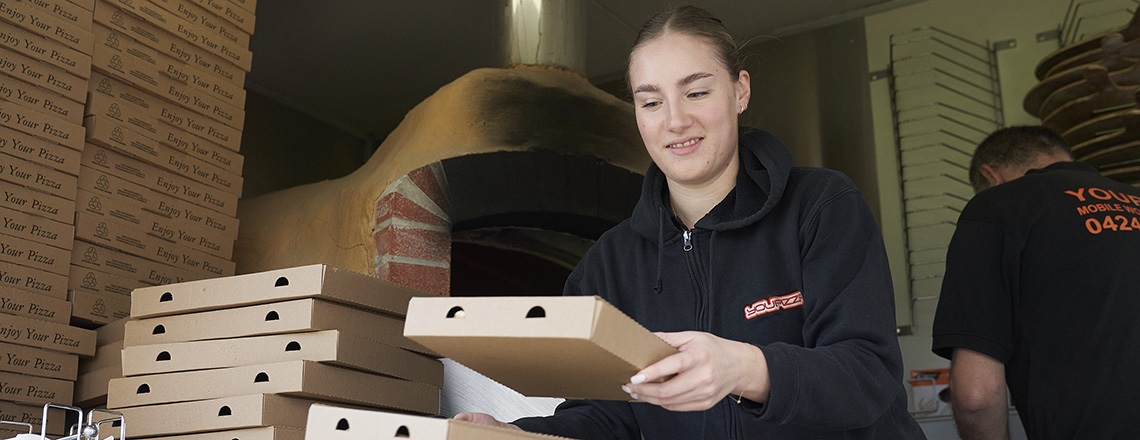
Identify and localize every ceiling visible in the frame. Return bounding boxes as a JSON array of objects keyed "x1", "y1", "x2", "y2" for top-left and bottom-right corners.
[{"x1": 246, "y1": 0, "x2": 925, "y2": 141}]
